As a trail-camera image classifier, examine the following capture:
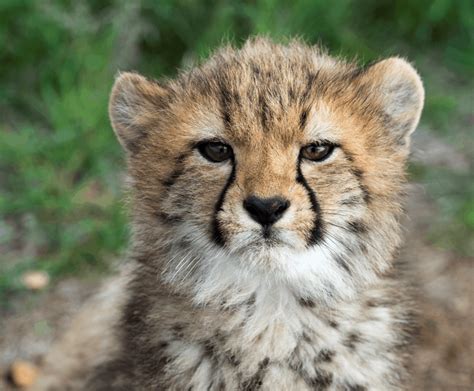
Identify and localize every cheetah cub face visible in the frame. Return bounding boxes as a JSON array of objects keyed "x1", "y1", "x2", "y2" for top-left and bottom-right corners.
[{"x1": 109, "y1": 39, "x2": 423, "y2": 305}]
